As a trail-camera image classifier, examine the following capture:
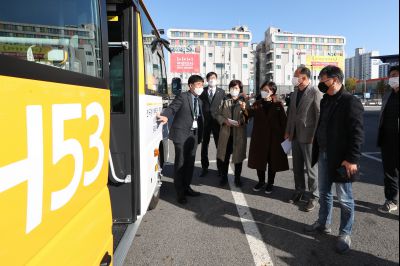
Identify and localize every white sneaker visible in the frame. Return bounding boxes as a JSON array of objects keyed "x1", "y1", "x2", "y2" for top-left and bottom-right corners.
[{"x1": 378, "y1": 200, "x2": 398, "y2": 213}]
